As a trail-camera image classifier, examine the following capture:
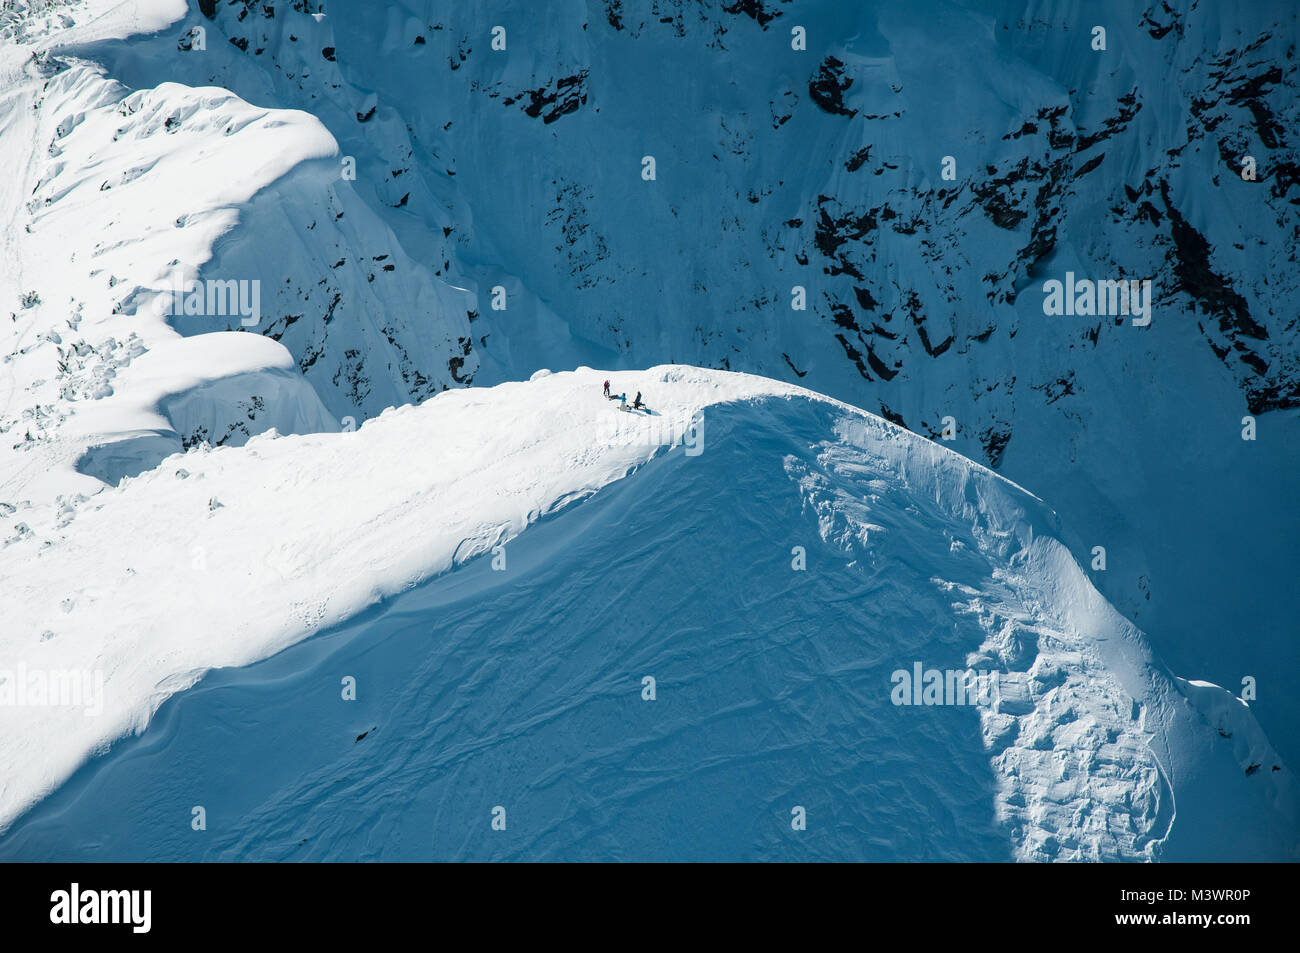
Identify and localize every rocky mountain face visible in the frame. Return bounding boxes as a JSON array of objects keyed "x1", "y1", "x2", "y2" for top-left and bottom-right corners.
[
  {"x1": 4, "y1": 0, "x2": 1297, "y2": 755},
  {"x1": 79, "y1": 0, "x2": 1298, "y2": 429}
]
